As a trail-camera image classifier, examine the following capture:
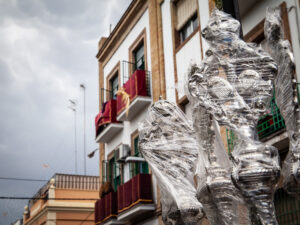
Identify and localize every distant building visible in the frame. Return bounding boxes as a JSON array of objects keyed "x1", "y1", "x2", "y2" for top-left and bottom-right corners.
[
  {"x1": 23, "y1": 173, "x2": 99, "y2": 225},
  {"x1": 94, "y1": 0, "x2": 300, "y2": 225}
]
